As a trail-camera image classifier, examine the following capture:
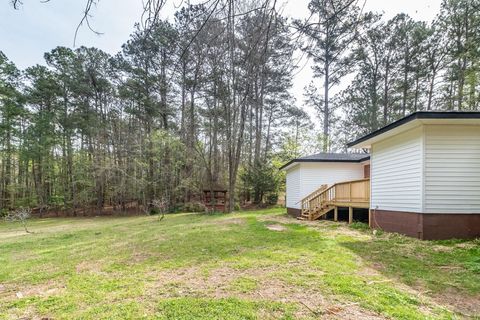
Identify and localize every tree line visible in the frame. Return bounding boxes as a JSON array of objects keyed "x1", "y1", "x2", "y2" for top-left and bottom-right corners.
[
  {"x1": 0, "y1": 0, "x2": 478, "y2": 213},
  {"x1": 297, "y1": 0, "x2": 480, "y2": 150}
]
